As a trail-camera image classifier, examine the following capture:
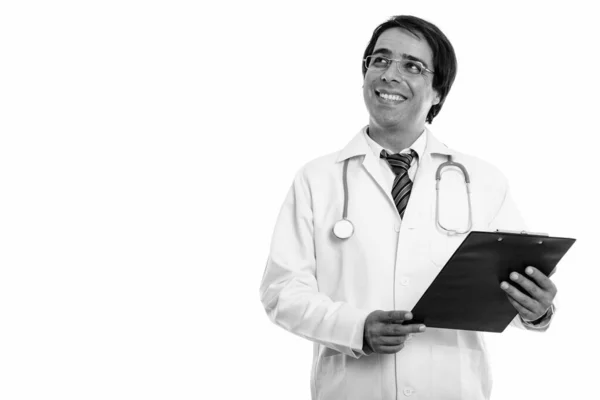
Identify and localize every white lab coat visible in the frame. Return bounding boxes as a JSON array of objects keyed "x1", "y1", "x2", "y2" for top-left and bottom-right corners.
[{"x1": 260, "y1": 127, "x2": 551, "y2": 400}]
